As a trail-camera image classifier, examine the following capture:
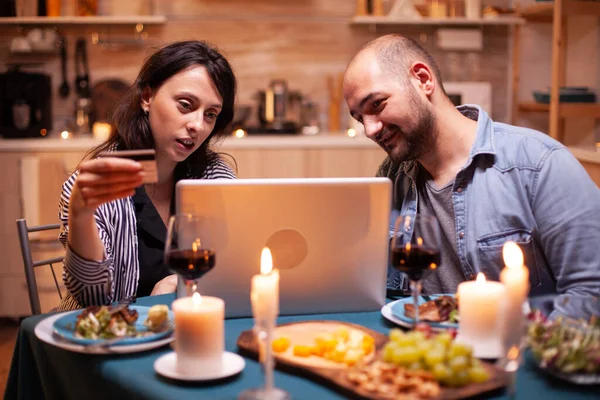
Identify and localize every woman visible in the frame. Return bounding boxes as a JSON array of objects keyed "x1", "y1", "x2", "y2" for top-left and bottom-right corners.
[{"x1": 57, "y1": 40, "x2": 237, "y2": 310}]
